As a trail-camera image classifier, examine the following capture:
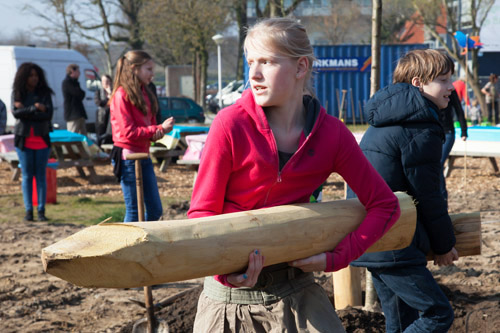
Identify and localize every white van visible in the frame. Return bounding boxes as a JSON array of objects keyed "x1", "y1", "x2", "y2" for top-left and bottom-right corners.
[{"x1": 0, "y1": 46, "x2": 100, "y2": 132}]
